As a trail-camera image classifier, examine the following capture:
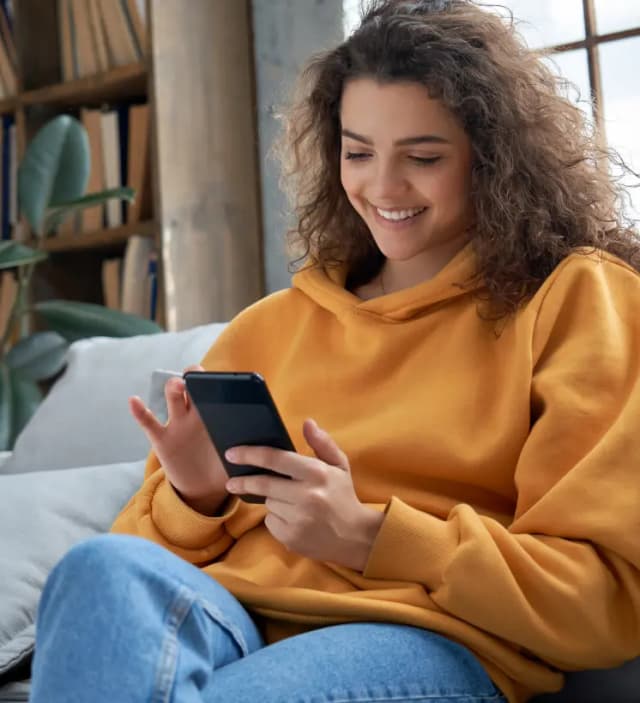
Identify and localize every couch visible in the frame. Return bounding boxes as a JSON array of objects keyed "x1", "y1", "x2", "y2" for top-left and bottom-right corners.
[{"x1": 0, "y1": 322, "x2": 637, "y2": 702}]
